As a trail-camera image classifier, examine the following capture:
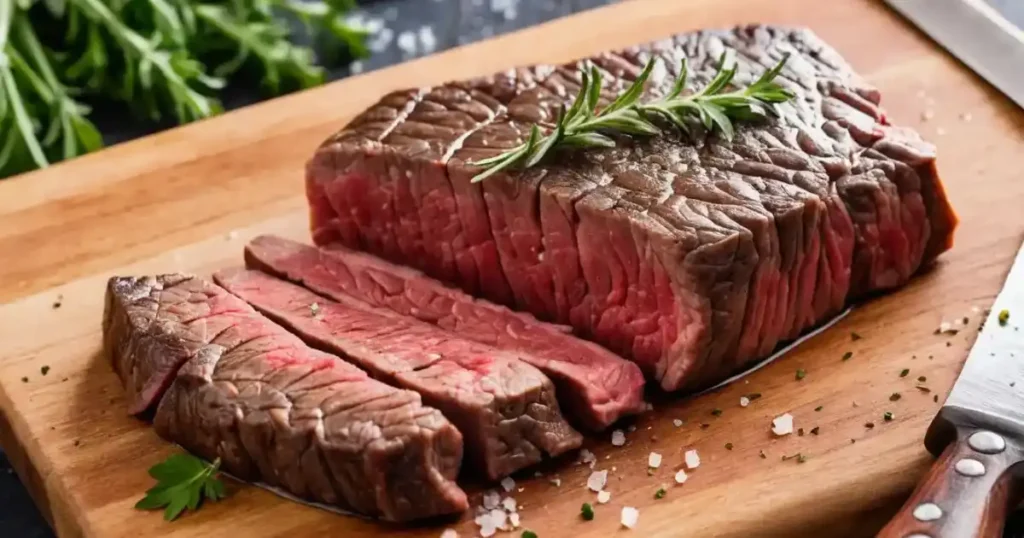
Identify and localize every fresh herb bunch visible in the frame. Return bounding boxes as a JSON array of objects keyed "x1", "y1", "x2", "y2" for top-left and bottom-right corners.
[
  {"x1": 135, "y1": 453, "x2": 227, "y2": 521},
  {"x1": 0, "y1": 0, "x2": 368, "y2": 179},
  {"x1": 471, "y1": 53, "x2": 795, "y2": 183}
]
